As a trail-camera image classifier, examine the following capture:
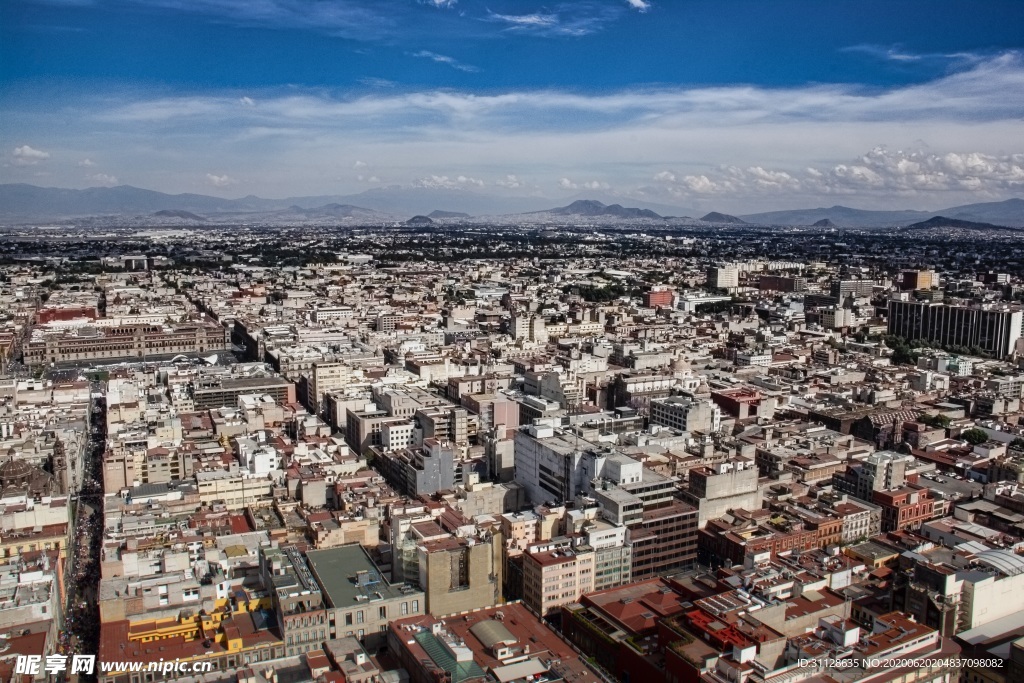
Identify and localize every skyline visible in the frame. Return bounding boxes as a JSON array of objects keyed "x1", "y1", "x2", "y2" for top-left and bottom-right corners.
[{"x1": 3, "y1": 0, "x2": 1024, "y2": 213}]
